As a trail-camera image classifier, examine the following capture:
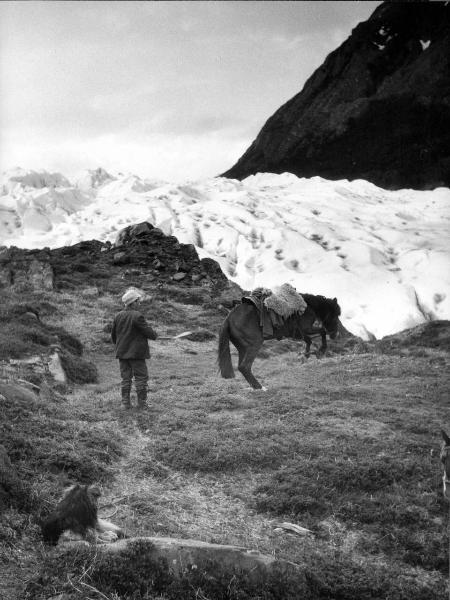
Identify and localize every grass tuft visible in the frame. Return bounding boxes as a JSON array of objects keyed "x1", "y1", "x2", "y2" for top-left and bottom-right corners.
[{"x1": 59, "y1": 349, "x2": 98, "y2": 383}]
